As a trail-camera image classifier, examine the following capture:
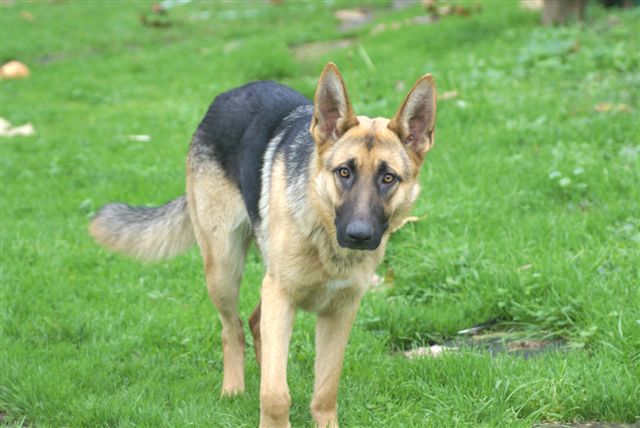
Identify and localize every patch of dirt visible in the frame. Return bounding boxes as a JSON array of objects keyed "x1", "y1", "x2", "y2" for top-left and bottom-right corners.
[
  {"x1": 463, "y1": 332, "x2": 566, "y2": 358},
  {"x1": 334, "y1": 8, "x2": 374, "y2": 32},
  {"x1": 290, "y1": 38, "x2": 356, "y2": 62},
  {"x1": 399, "y1": 320, "x2": 569, "y2": 360}
]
